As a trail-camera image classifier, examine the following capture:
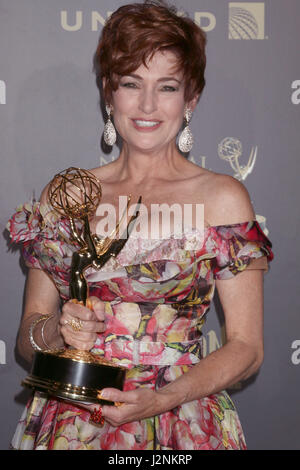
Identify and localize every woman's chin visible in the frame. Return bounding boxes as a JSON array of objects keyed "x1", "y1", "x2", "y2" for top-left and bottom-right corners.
[{"x1": 123, "y1": 137, "x2": 176, "y2": 155}]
